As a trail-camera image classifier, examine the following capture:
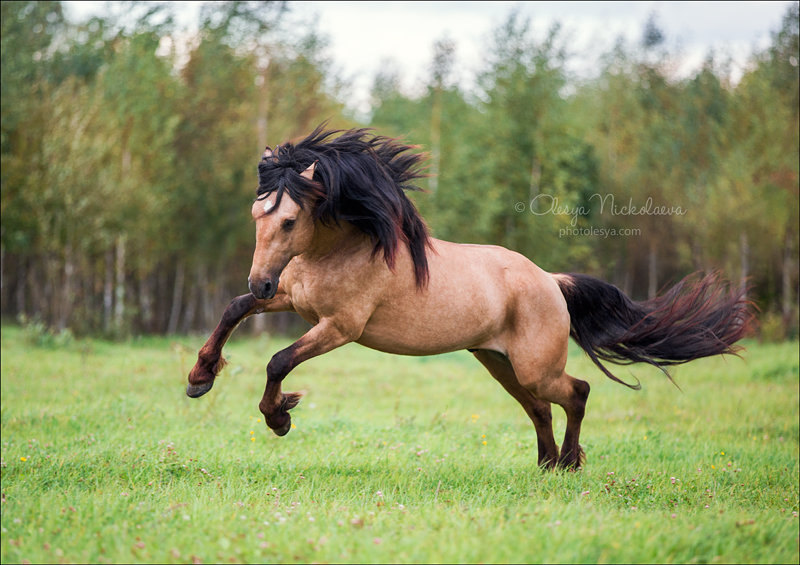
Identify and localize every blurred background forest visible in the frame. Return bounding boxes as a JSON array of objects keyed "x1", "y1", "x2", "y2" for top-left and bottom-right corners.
[{"x1": 1, "y1": 1, "x2": 798, "y2": 340}]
